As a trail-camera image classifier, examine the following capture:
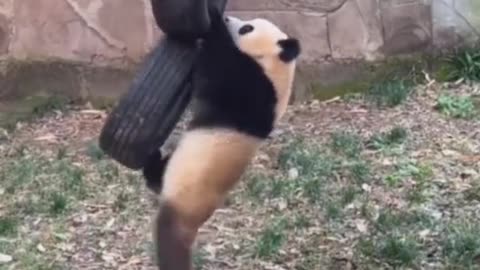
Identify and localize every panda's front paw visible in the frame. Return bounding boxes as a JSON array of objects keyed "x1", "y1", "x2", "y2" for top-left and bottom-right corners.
[
  {"x1": 208, "y1": 6, "x2": 224, "y2": 26},
  {"x1": 206, "y1": 7, "x2": 229, "y2": 36}
]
